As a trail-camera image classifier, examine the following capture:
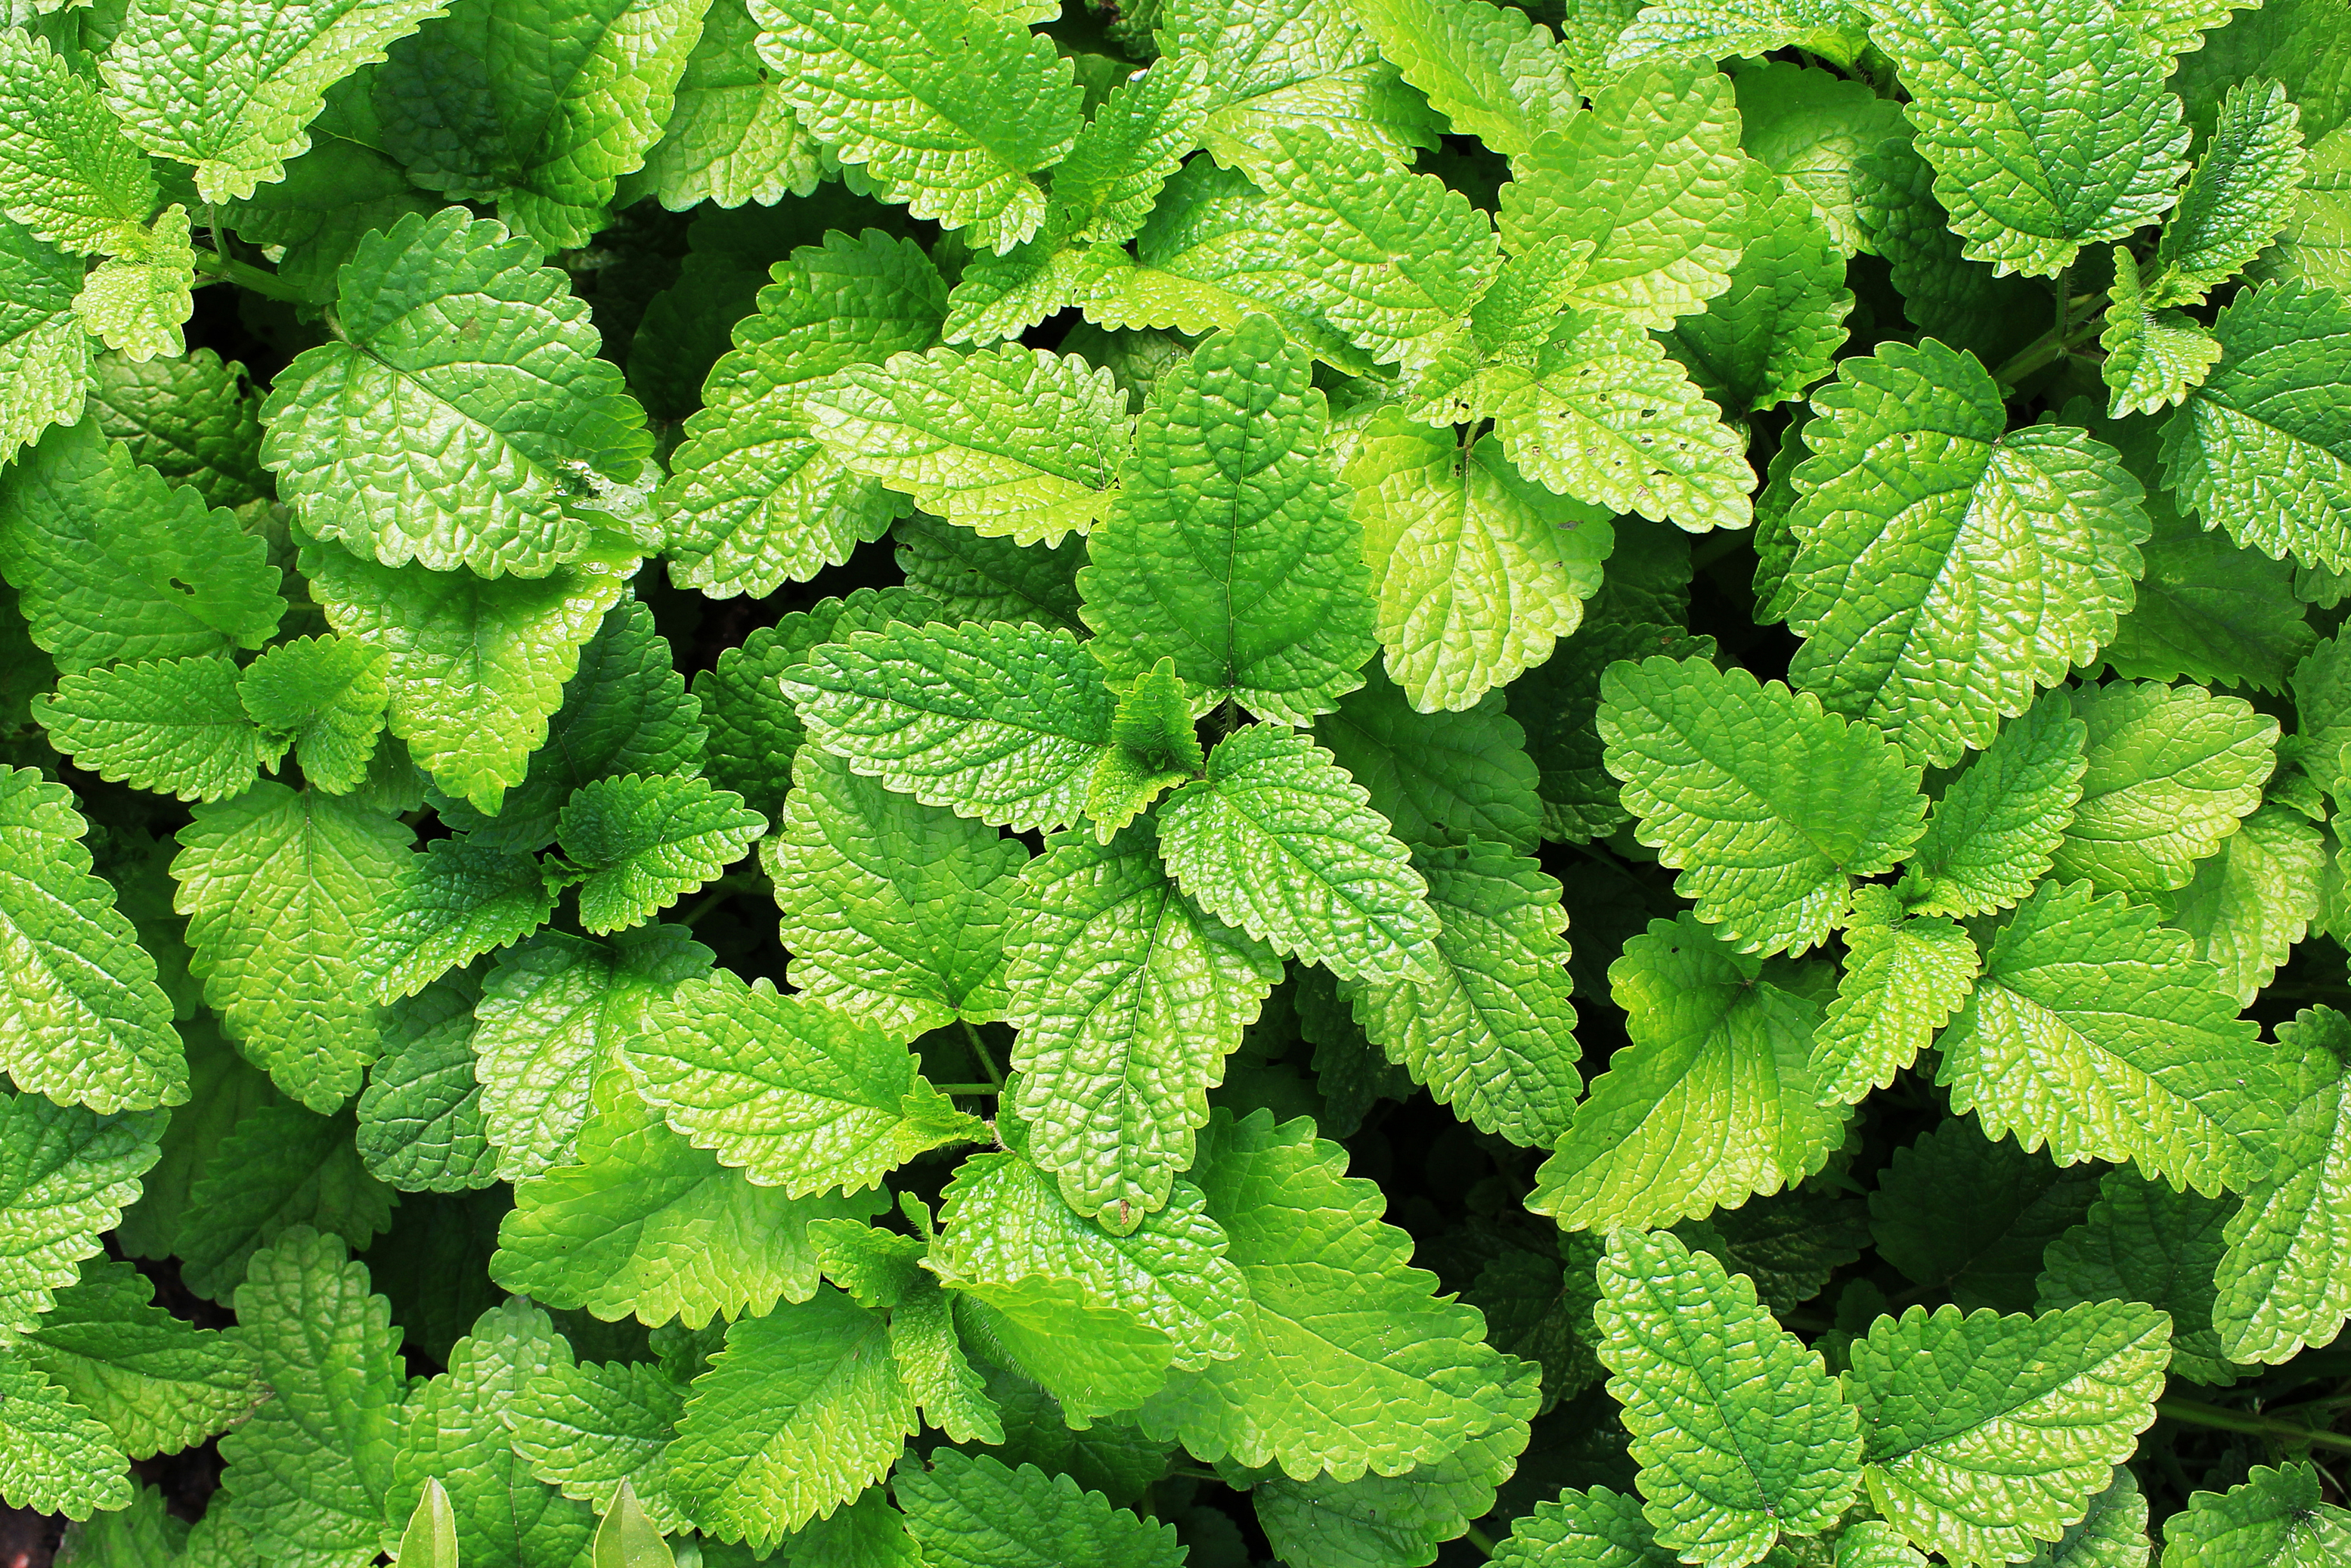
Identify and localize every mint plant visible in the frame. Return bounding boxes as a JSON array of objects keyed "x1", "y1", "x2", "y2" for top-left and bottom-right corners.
[{"x1": 2, "y1": 0, "x2": 2349, "y2": 1565}]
